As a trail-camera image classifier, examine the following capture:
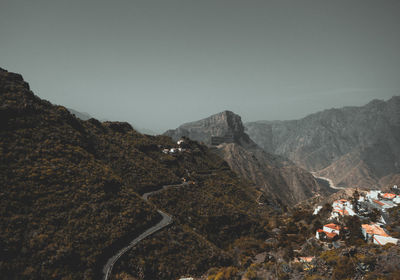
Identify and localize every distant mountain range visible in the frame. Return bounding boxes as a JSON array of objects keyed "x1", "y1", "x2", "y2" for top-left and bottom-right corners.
[
  {"x1": 165, "y1": 111, "x2": 334, "y2": 206},
  {"x1": 245, "y1": 96, "x2": 400, "y2": 189}
]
